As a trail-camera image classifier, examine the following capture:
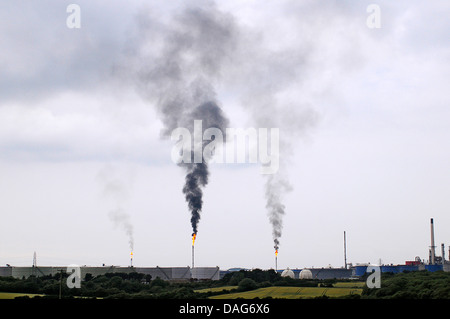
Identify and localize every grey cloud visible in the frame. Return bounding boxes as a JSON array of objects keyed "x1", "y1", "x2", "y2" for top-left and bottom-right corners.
[{"x1": 0, "y1": 1, "x2": 133, "y2": 104}]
